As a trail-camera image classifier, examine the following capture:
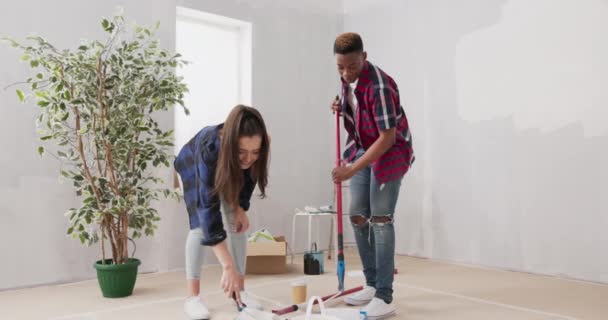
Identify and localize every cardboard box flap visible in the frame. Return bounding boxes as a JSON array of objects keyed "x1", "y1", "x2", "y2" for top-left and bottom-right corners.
[{"x1": 247, "y1": 236, "x2": 286, "y2": 256}]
